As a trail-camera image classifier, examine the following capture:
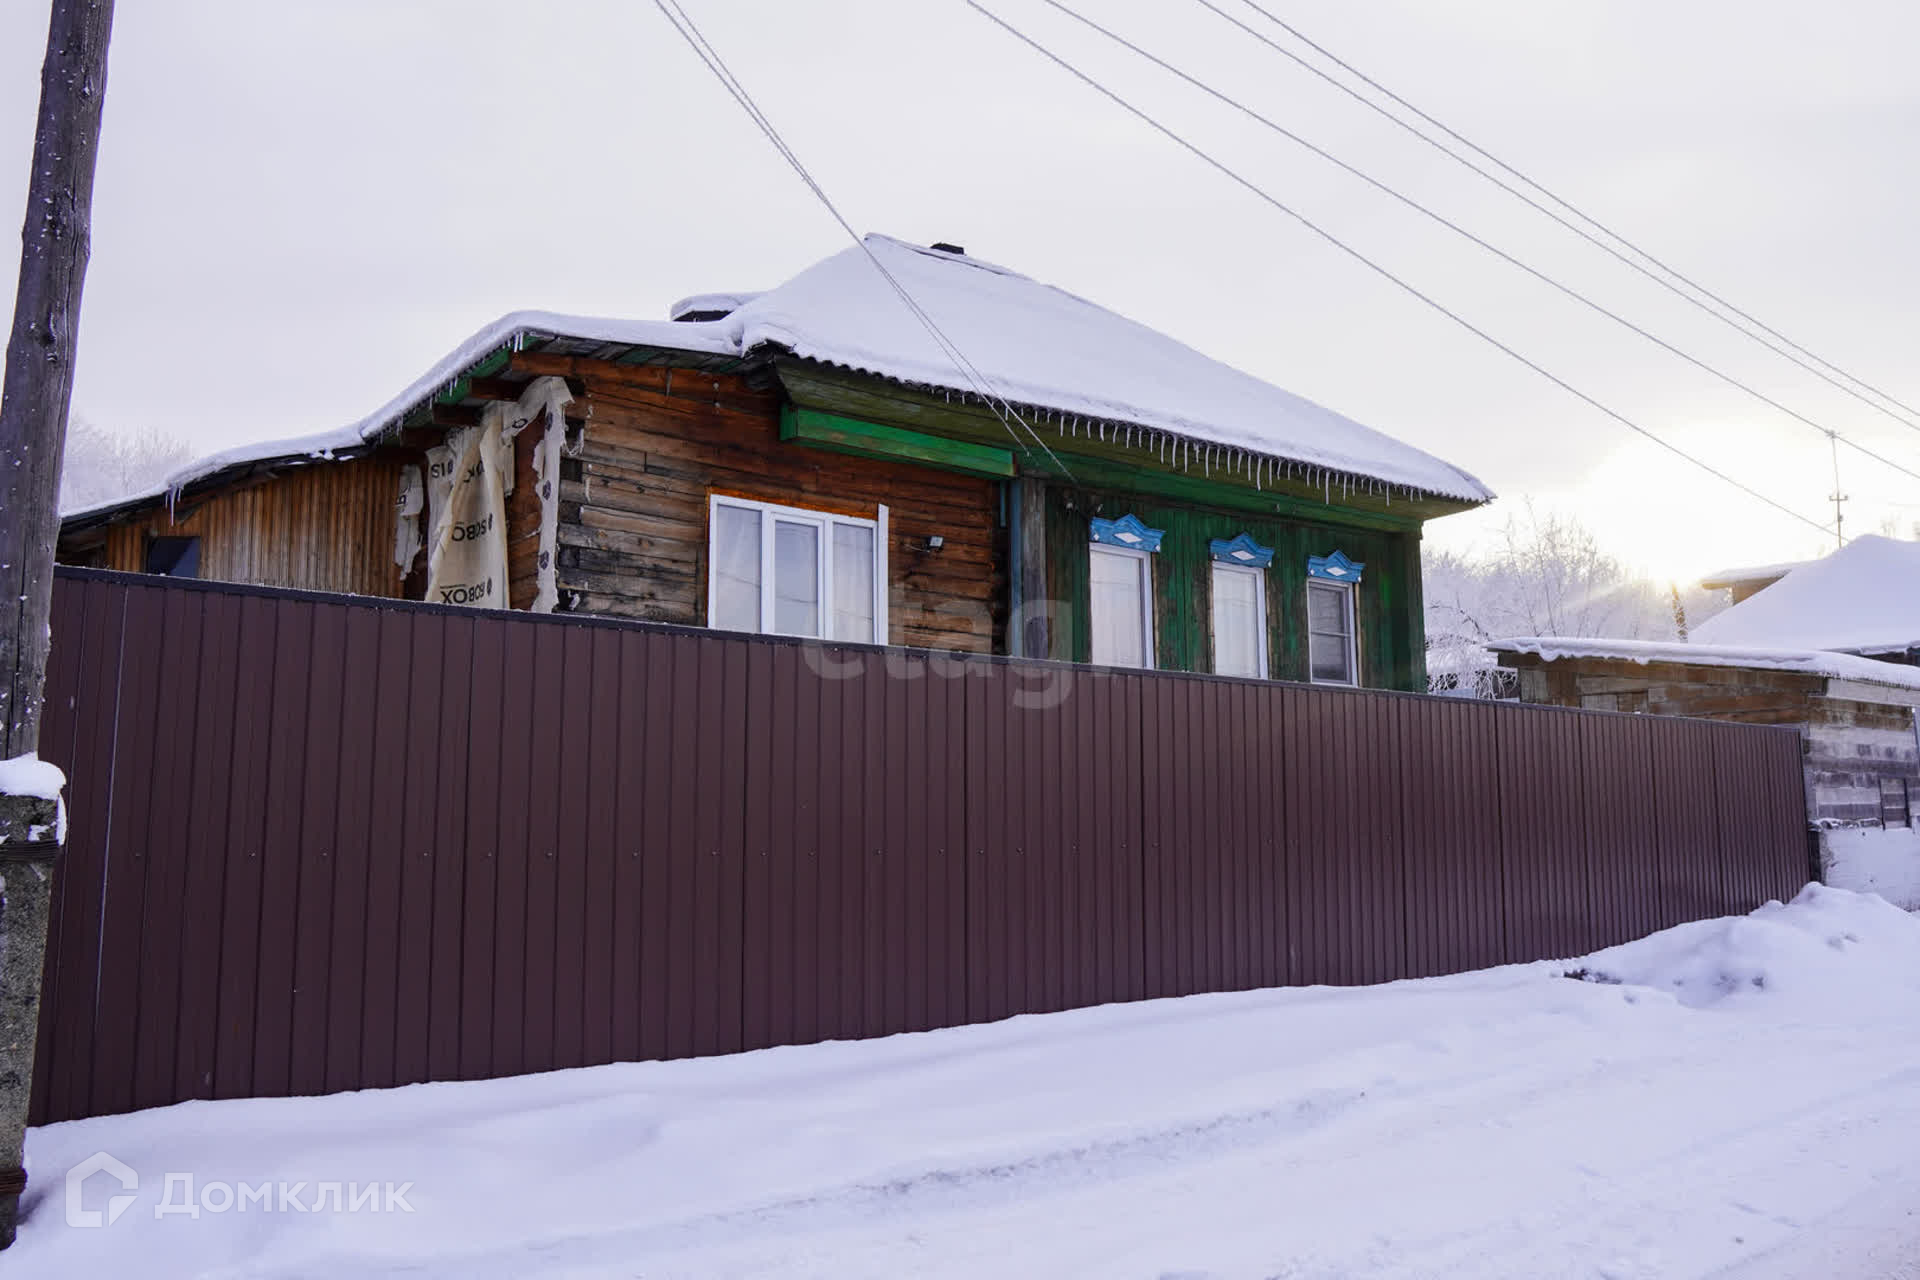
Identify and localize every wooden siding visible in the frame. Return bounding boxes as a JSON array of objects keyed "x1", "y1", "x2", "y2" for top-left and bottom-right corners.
[
  {"x1": 74, "y1": 458, "x2": 407, "y2": 598},
  {"x1": 1044, "y1": 486, "x2": 1426, "y2": 692},
  {"x1": 547, "y1": 359, "x2": 1005, "y2": 652}
]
